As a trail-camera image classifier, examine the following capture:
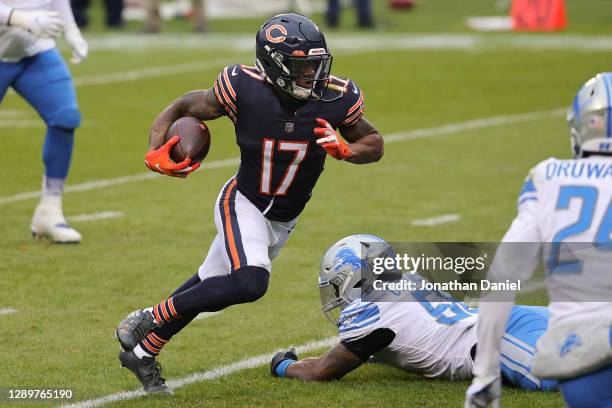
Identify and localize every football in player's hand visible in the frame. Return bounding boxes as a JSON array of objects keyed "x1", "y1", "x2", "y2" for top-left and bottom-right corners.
[{"x1": 165, "y1": 117, "x2": 211, "y2": 164}]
